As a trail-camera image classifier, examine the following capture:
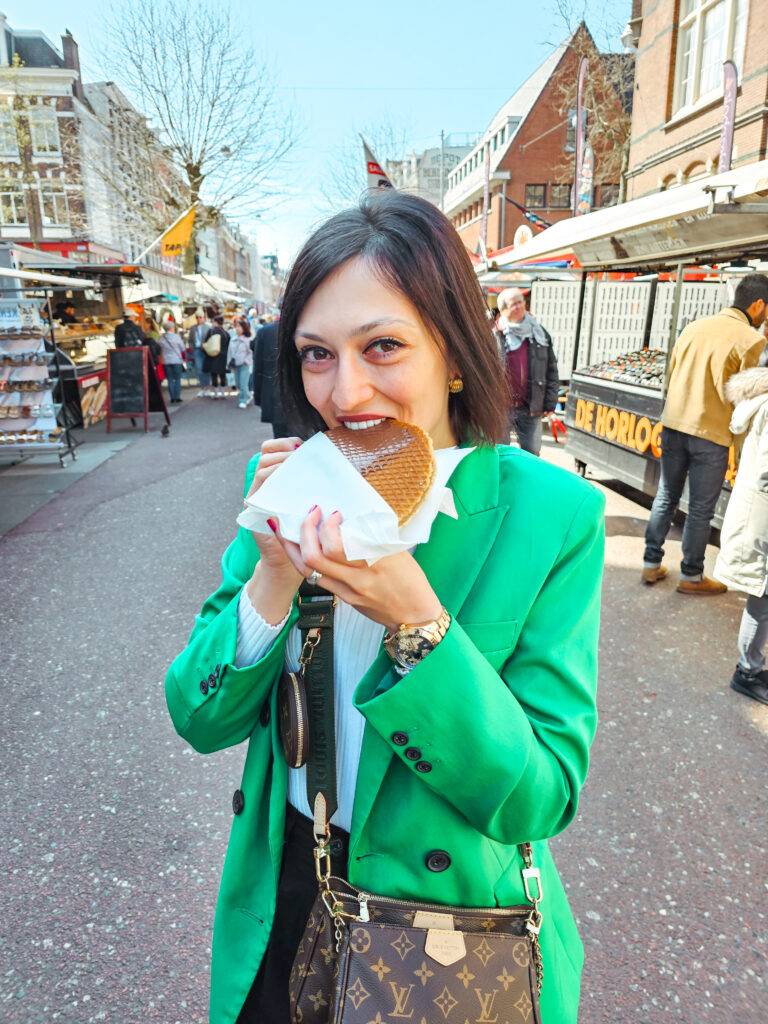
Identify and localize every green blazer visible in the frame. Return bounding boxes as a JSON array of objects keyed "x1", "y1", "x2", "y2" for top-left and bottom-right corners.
[{"x1": 165, "y1": 444, "x2": 605, "y2": 1024}]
